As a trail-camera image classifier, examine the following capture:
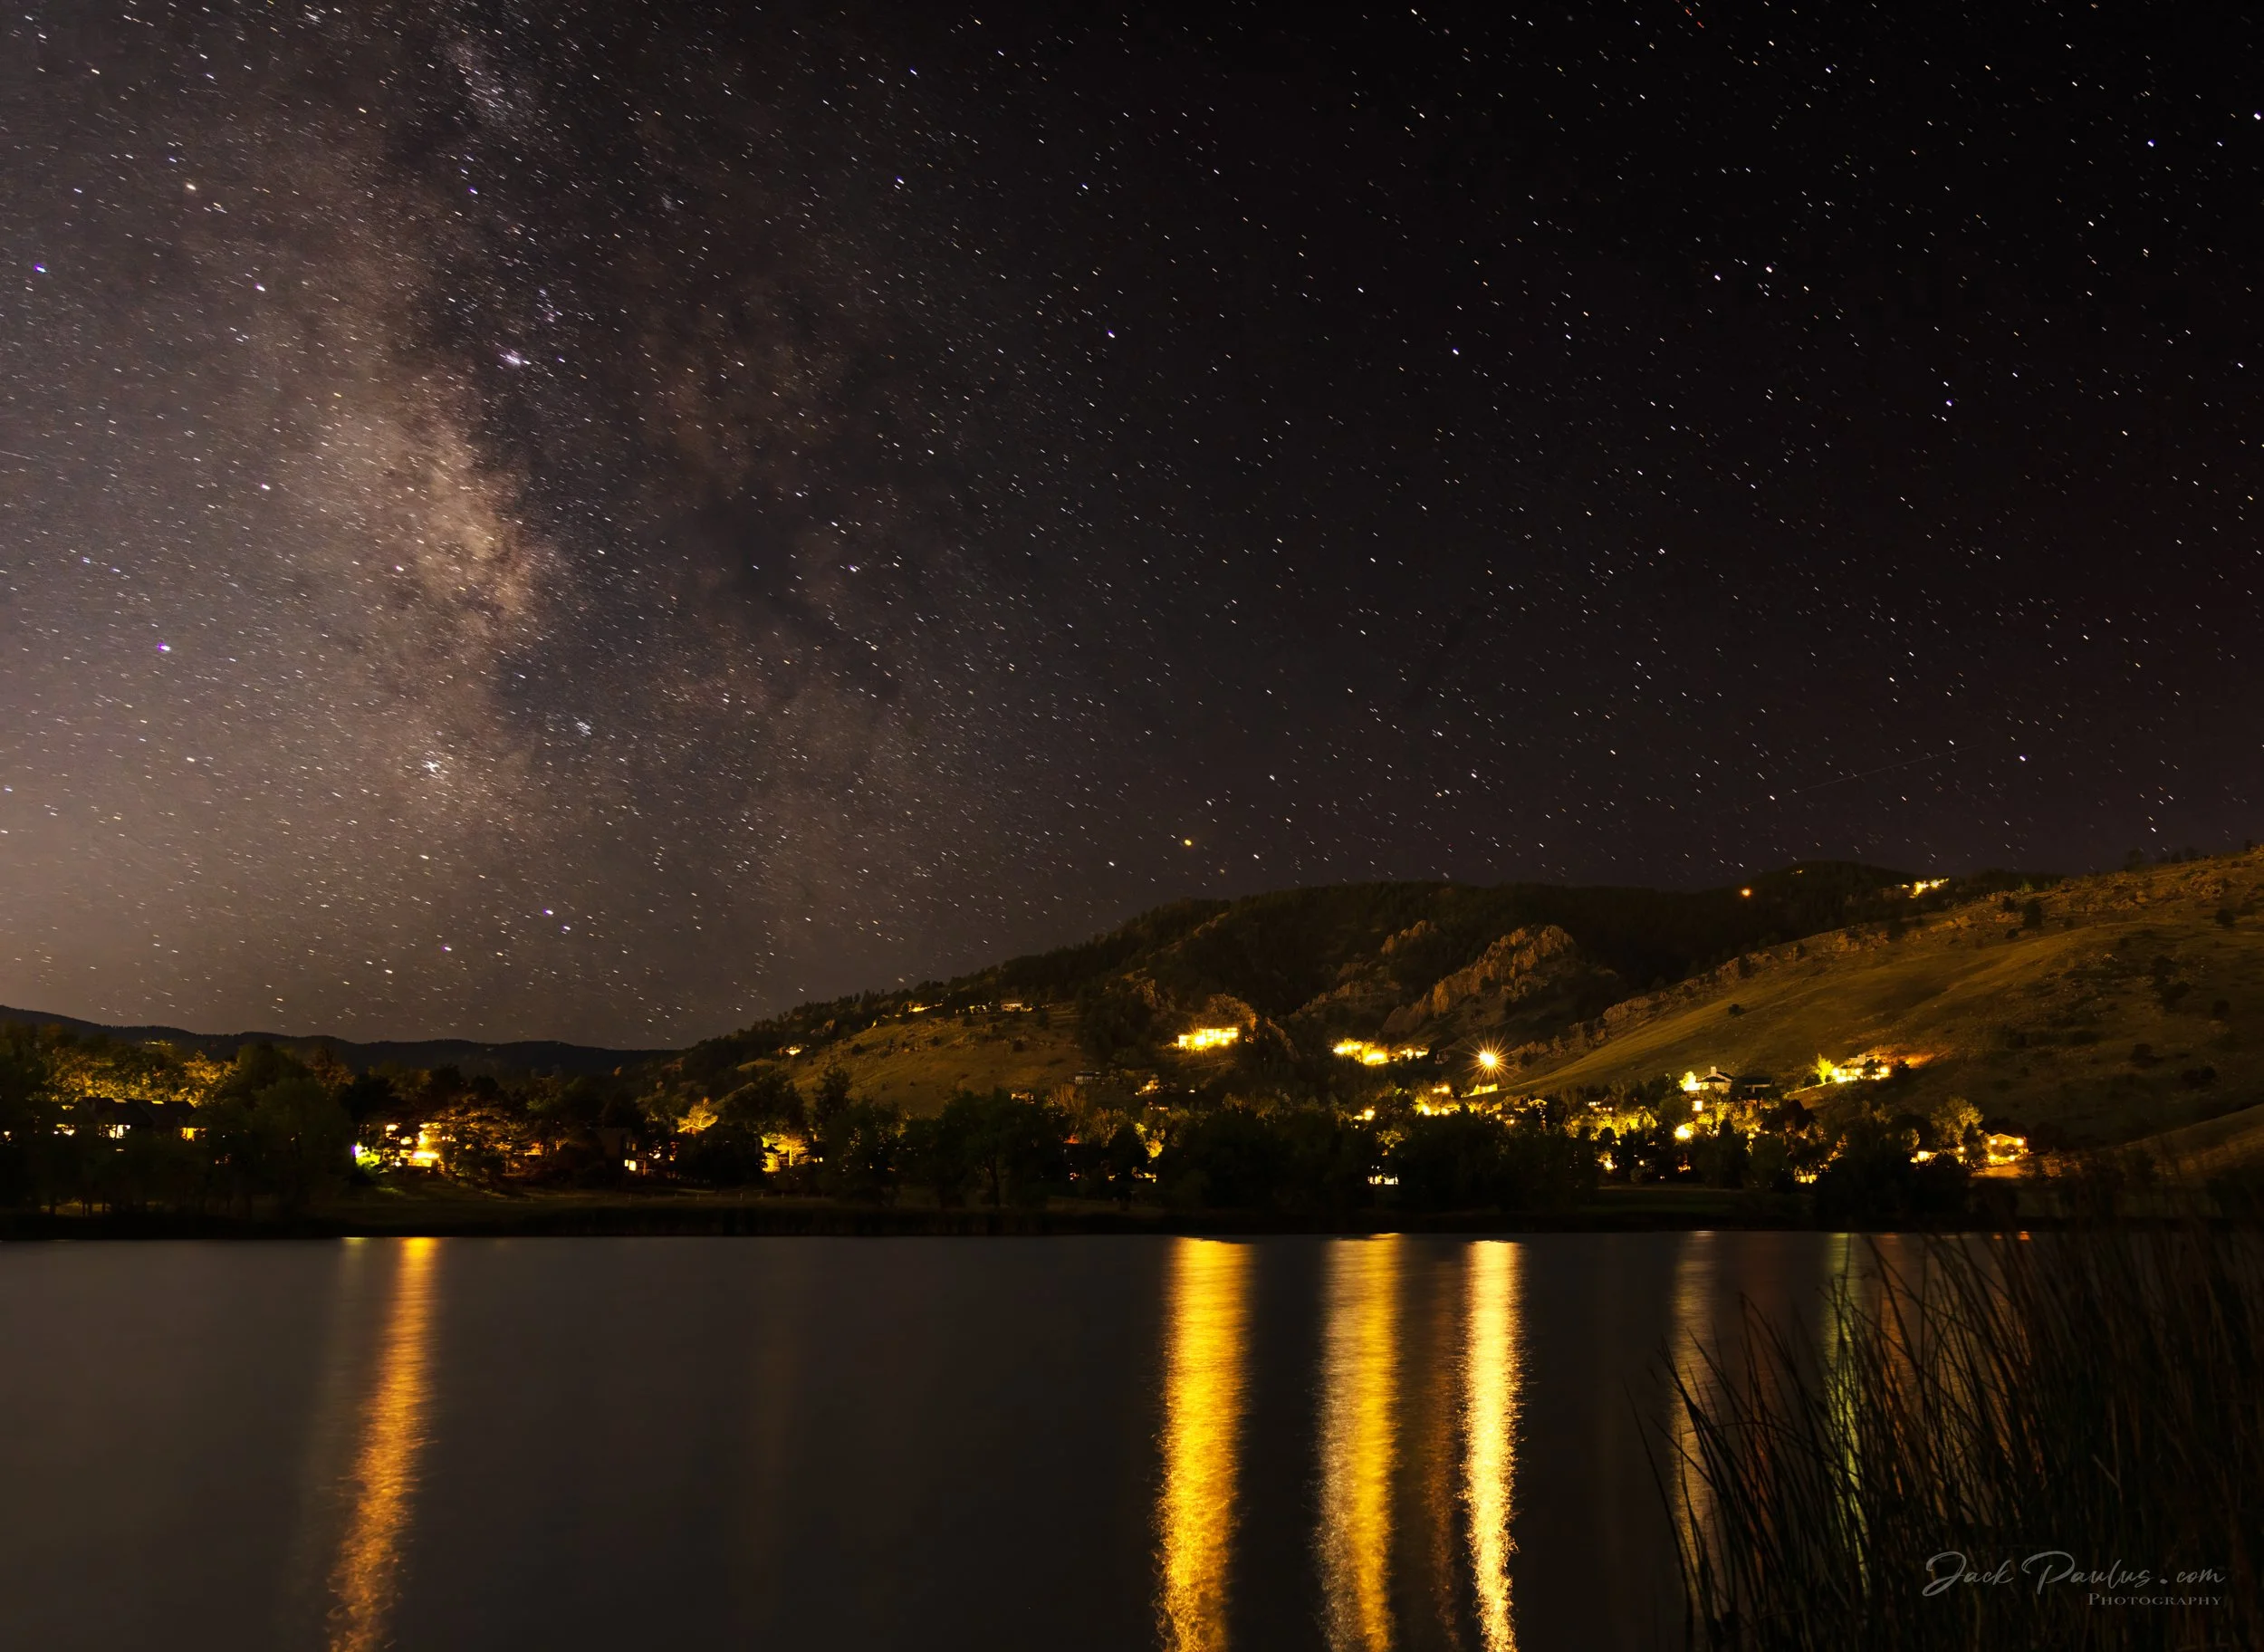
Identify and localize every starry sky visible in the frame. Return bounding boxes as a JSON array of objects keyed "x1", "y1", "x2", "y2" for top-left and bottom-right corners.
[{"x1": 4, "y1": 3, "x2": 2261, "y2": 1044}]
